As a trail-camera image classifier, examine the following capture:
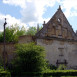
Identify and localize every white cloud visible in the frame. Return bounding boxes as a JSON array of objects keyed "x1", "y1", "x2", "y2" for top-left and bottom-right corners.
[
  {"x1": 3, "y1": 0, "x2": 26, "y2": 8},
  {"x1": 20, "y1": 0, "x2": 60, "y2": 26},
  {"x1": 2, "y1": 0, "x2": 59, "y2": 26},
  {"x1": 61, "y1": 0, "x2": 77, "y2": 17},
  {"x1": 0, "y1": 13, "x2": 28, "y2": 31},
  {"x1": 0, "y1": 14, "x2": 5, "y2": 31},
  {"x1": 2, "y1": 0, "x2": 77, "y2": 32},
  {"x1": 3, "y1": 0, "x2": 77, "y2": 23},
  {"x1": 3, "y1": 0, "x2": 77, "y2": 27}
]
